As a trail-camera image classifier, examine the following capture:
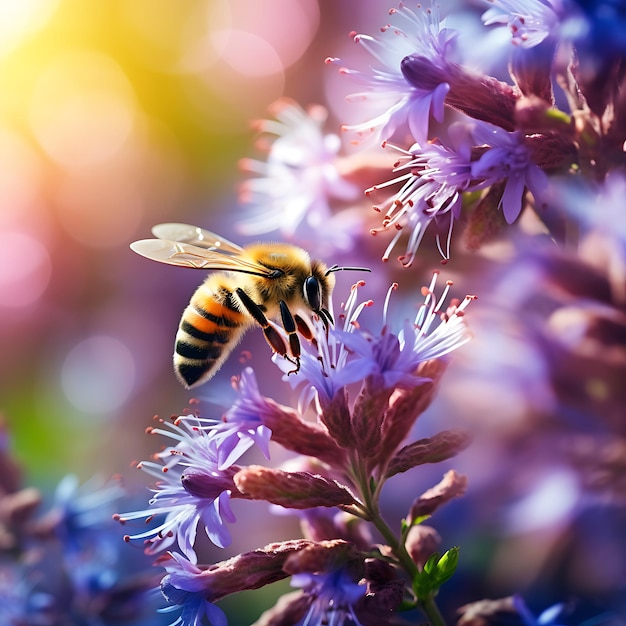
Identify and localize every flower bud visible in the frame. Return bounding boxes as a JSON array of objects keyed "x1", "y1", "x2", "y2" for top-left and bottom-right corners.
[
  {"x1": 181, "y1": 469, "x2": 239, "y2": 500},
  {"x1": 259, "y1": 398, "x2": 346, "y2": 467},
  {"x1": 356, "y1": 558, "x2": 404, "y2": 624},
  {"x1": 400, "y1": 54, "x2": 518, "y2": 131},
  {"x1": 160, "y1": 539, "x2": 315, "y2": 601},
  {"x1": 376, "y1": 359, "x2": 447, "y2": 466},
  {"x1": 350, "y1": 378, "x2": 392, "y2": 460},
  {"x1": 406, "y1": 525, "x2": 442, "y2": 568},
  {"x1": 283, "y1": 539, "x2": 359, "y2": 576},
  {"x1": 319, "y1": 387, "x2": 353, "y2": 449},
  {"x1": 385, "y1": 430, "x2": 471, "y2": 479},
  {"x1": 234, "y1": 466, "x2": 357, "y2": 509},
  {"x1": 407, "y1": 470, "x2": 468, "y2": 525}
]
